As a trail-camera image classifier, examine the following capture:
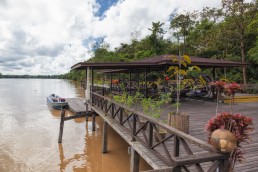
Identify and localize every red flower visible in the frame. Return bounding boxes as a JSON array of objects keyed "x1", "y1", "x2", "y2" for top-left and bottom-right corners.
[{"x1": 223, "y1": 82, "x2": 241, "y2": 96}]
